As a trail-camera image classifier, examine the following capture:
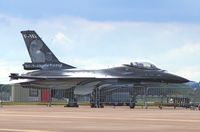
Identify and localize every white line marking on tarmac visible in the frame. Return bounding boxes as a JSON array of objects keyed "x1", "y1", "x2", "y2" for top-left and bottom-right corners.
[
  {"x1": 0, "y1": 113, "x2": 200, "y2": 123},
  {"x1": 0, "y1": 128, "x2": 54, "y2": 132}
]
